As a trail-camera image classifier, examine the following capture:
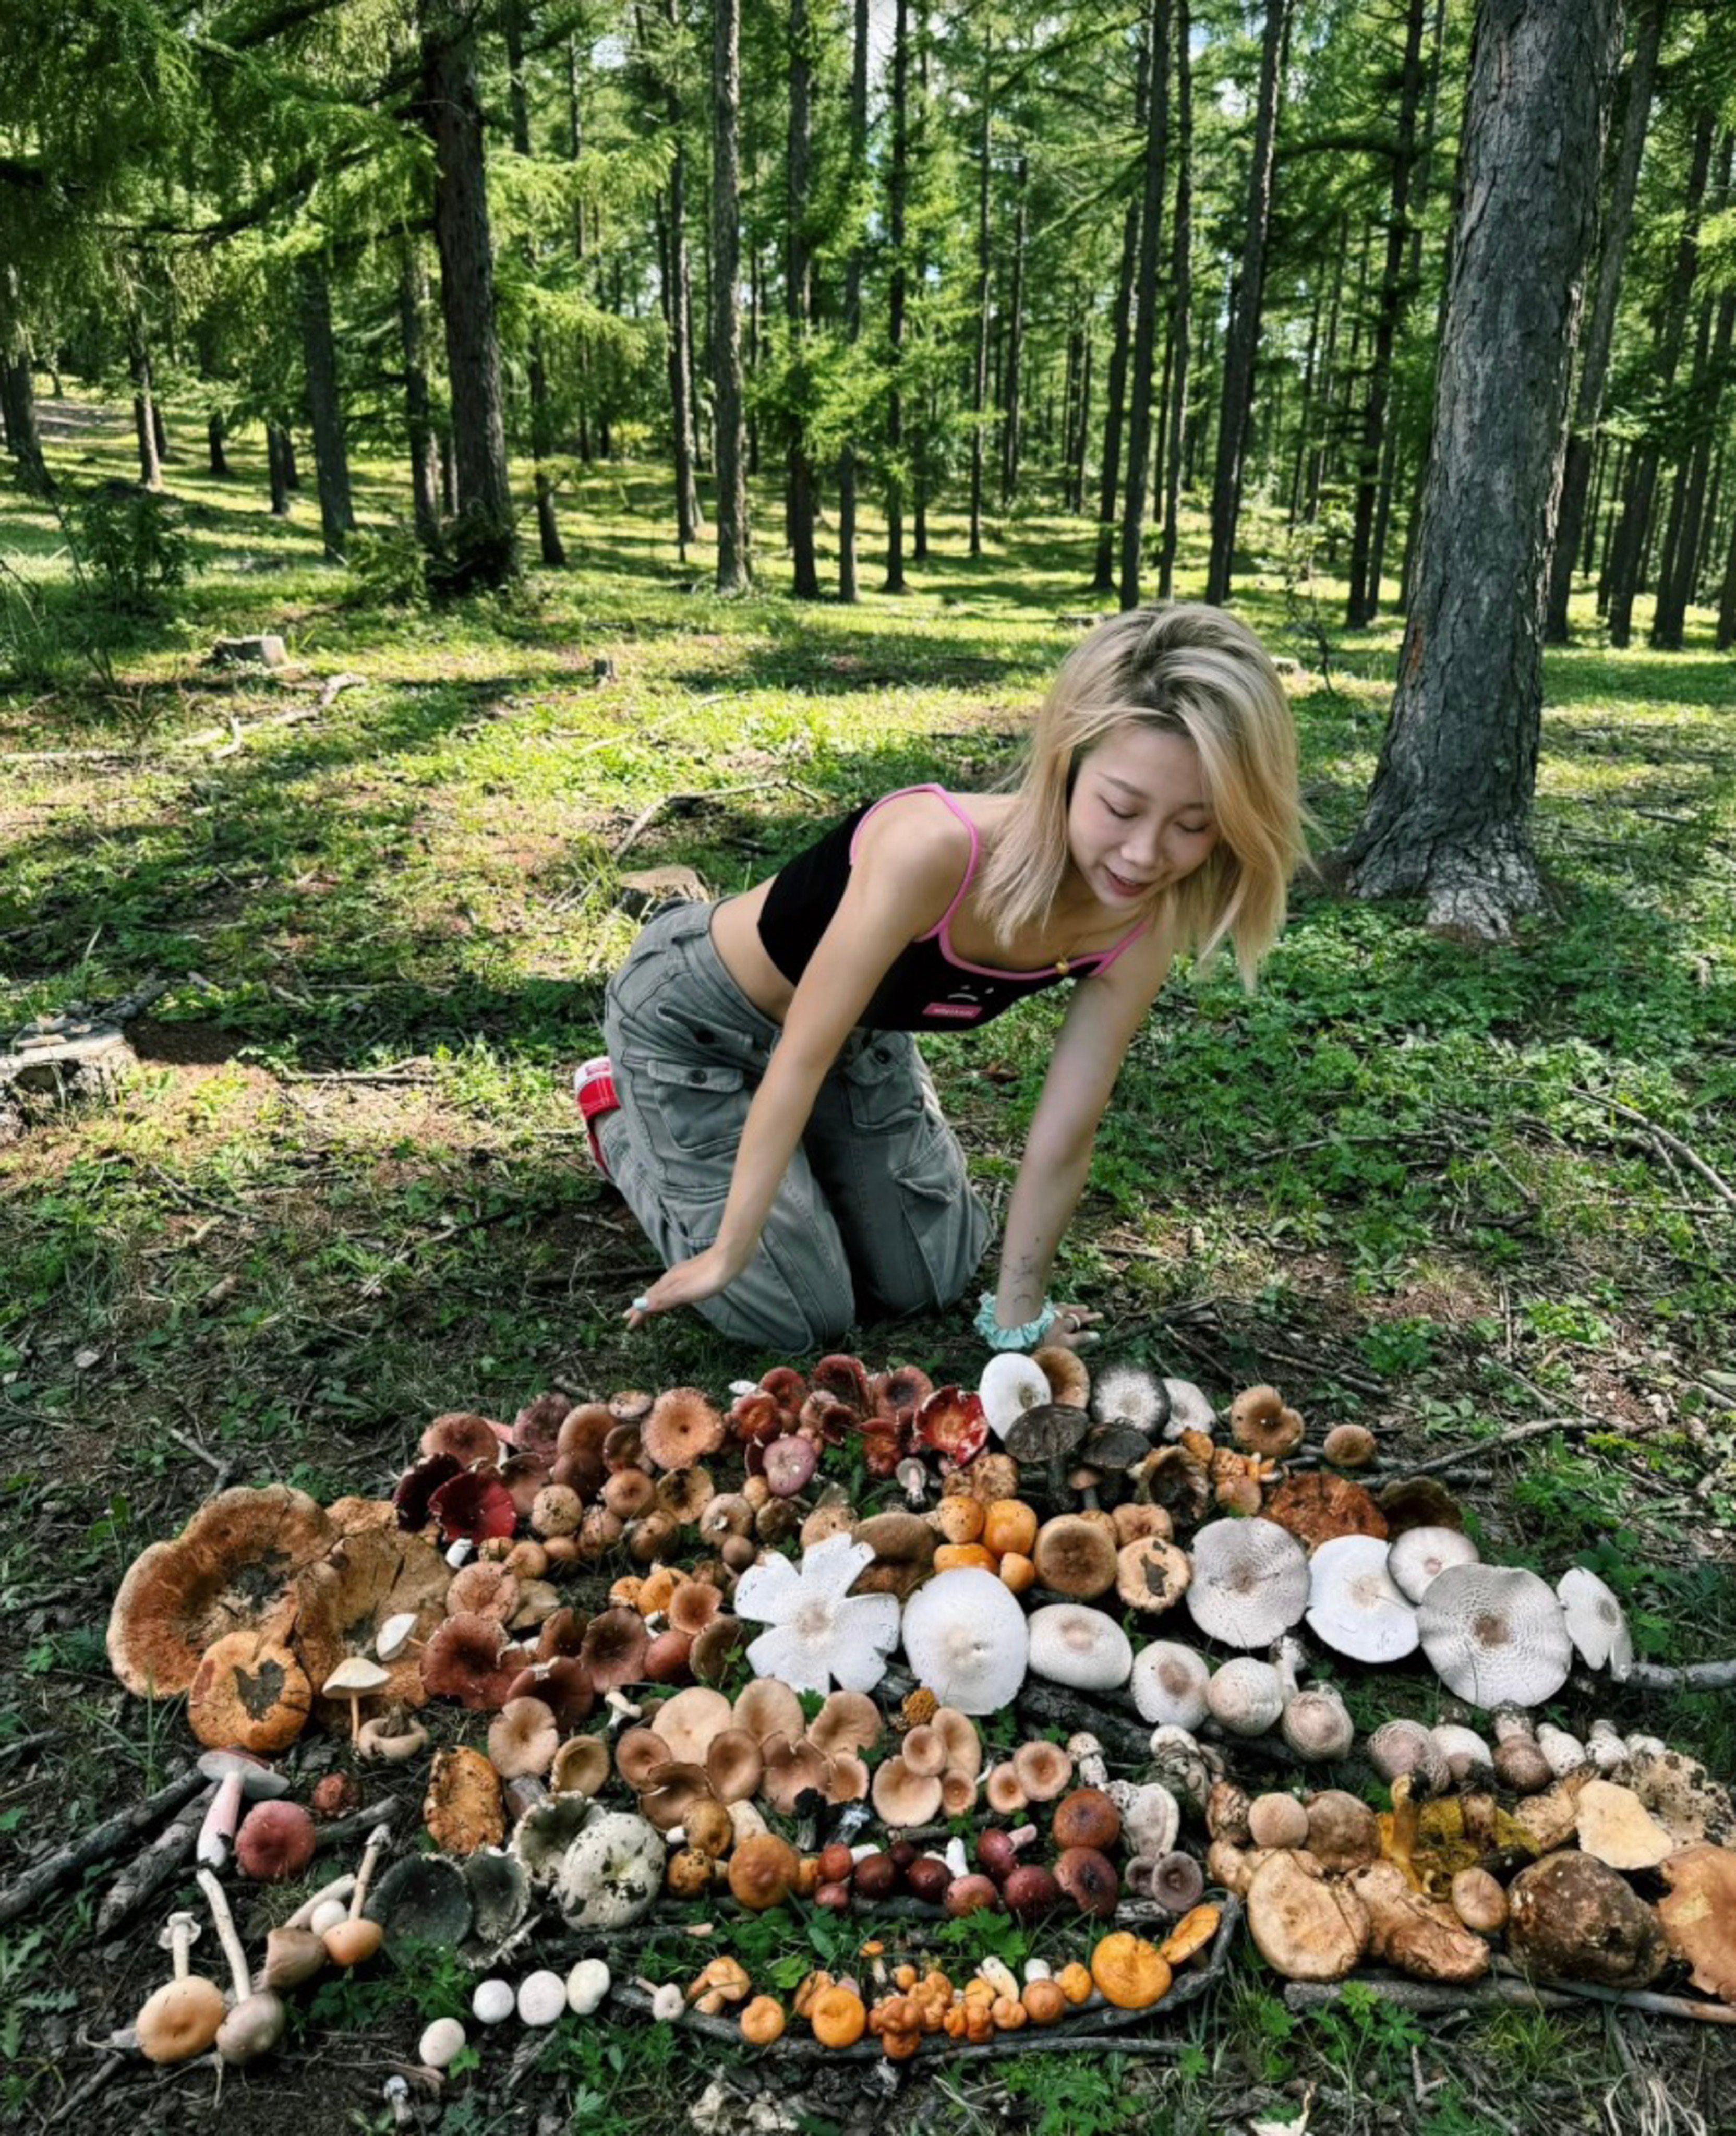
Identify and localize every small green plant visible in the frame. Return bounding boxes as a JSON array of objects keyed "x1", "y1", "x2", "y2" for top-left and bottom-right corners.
[
  {"x1": 345, "y1": 524, "x2": 429, "y2": 608},
  {"x1": 71, "y1": 484, "x2": 194, "y2": 610}
]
